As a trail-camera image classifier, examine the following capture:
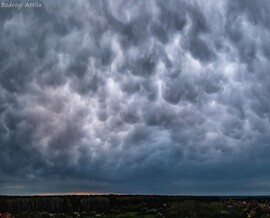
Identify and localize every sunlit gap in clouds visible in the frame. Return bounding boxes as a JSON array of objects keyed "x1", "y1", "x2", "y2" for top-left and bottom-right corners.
[{"x1": 32, "y1": 192, "x2": 117, "y2": 196}]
